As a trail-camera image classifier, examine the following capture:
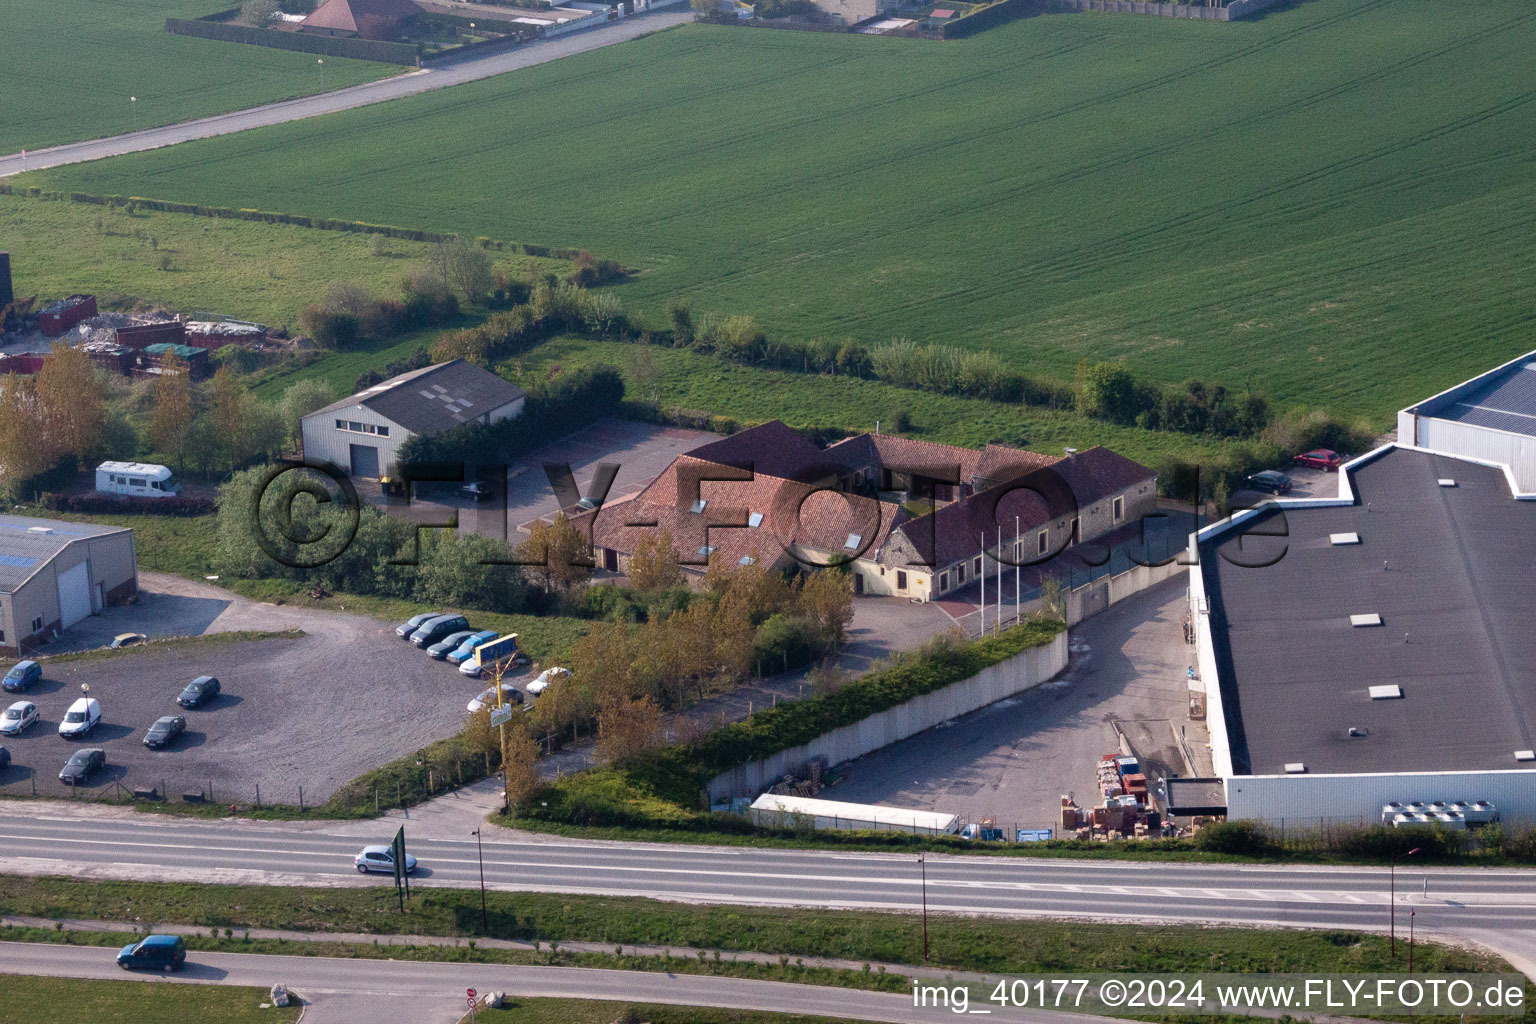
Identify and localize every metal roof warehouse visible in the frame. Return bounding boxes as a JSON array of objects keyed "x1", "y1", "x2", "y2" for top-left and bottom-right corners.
[{"x1": 0, "y1": 515, "x2": 138, "y2": 657}]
